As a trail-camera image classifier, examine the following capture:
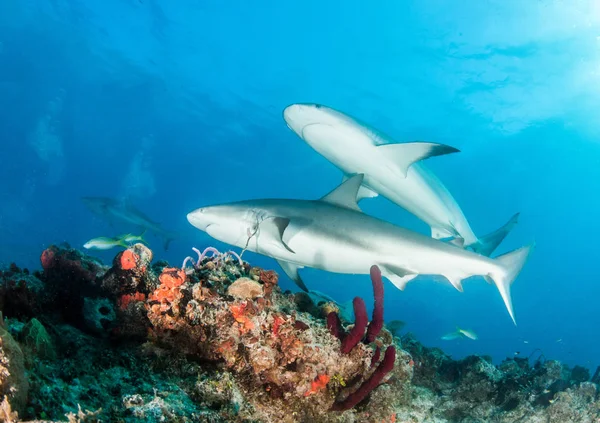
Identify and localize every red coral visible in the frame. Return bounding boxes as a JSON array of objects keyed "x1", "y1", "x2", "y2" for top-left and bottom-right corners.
[
  {"x1": 40, "y1": 248, "x2": 56, "y2": 270},
  {"x1": 159, "y1": 267, "x2": 186, "y2": 288},
  {"x1": 230, "y1": 302, "x2": 255, "y2": 333},
  {"x1": 148, "y1": 267, "x2": 187, "y2": 313},
  {"x1": 304, "y1": 374, "x2": 330, "y2": 397},
  {"x1": 118, "y1": 292, "x2": 146, "y2": 310},
  {"x1": 259, "y1": 269, "x2": 278, "y2": 285},
  {"x1": 260, "y1": 269, "x2": 278, "y2": 297},
  {"x1": 272, "y1": 314, "x2": 286, "y2": 336},
  {"x1": 120, "y1": 250, "x2": 138, "y2": 270}
]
